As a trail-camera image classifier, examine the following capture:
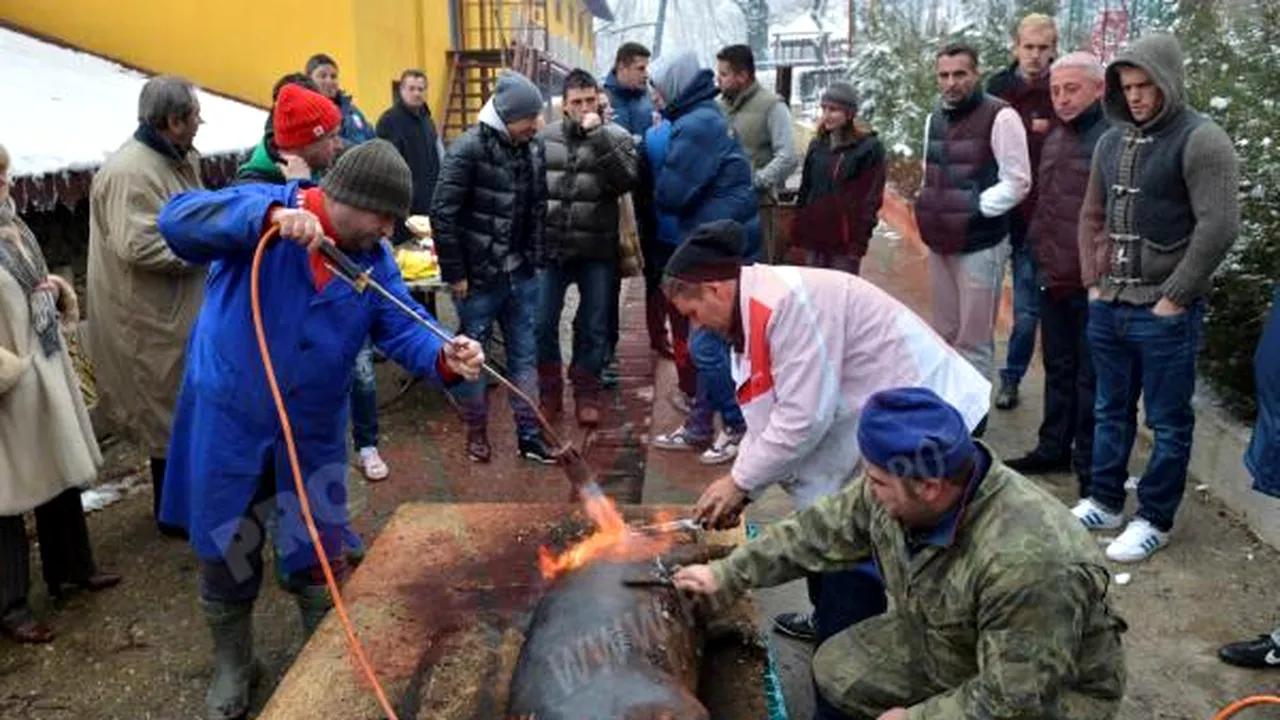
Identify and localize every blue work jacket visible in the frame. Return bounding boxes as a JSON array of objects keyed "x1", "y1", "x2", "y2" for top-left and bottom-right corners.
[{"x1": 156, "y1": 181, "x2": 447, "y2": 573}]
